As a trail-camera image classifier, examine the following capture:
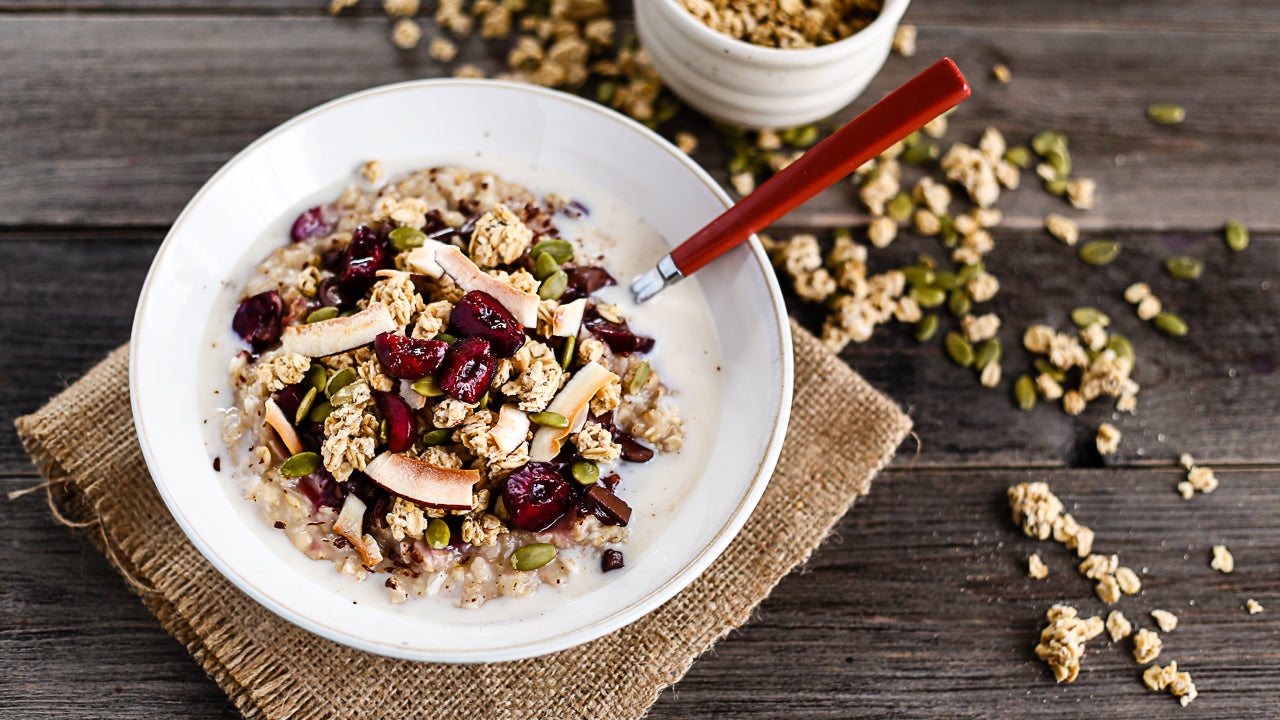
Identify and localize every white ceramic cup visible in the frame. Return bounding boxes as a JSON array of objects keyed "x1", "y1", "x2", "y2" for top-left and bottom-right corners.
[{"x1": 636, "y1": 0, "x2": 911, "y2": 128}]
